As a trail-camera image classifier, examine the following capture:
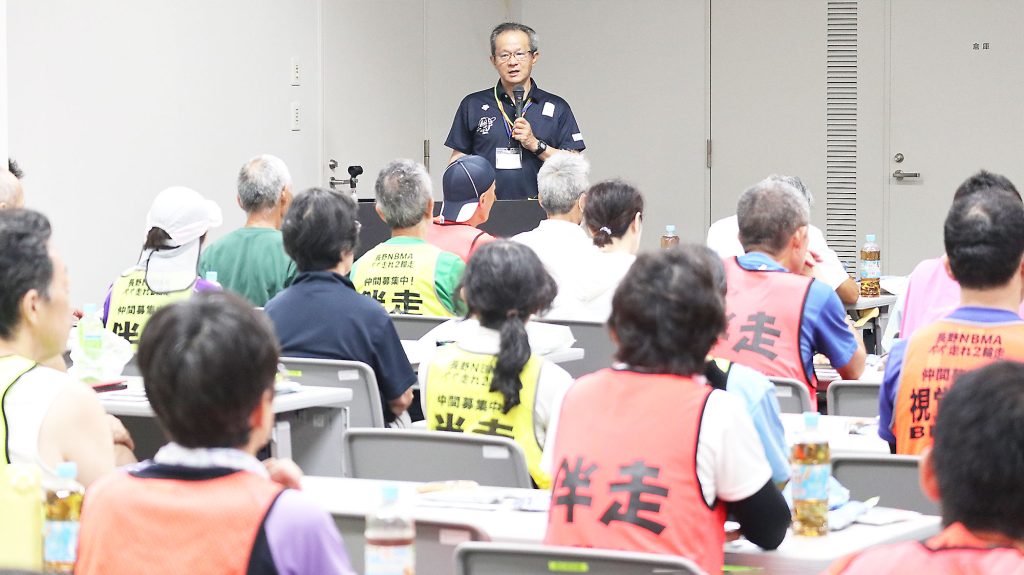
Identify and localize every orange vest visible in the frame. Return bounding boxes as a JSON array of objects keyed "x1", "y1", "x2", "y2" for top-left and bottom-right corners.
[
  {"x1": 826, "y1": 522, "x2": 1024, "y2": 574},
  {"x1": 892, "y1": 317, "x2": 1024, "y2": 454},
  {"x1": 76, "y1": 468, "x2": 283, "y2": 575},
  {"x1": 713, "y1": 256, "x2": 816, "y2": 401},
  {"x1": 545, "y1": 369, "x2": 727, "y2": 575}
]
